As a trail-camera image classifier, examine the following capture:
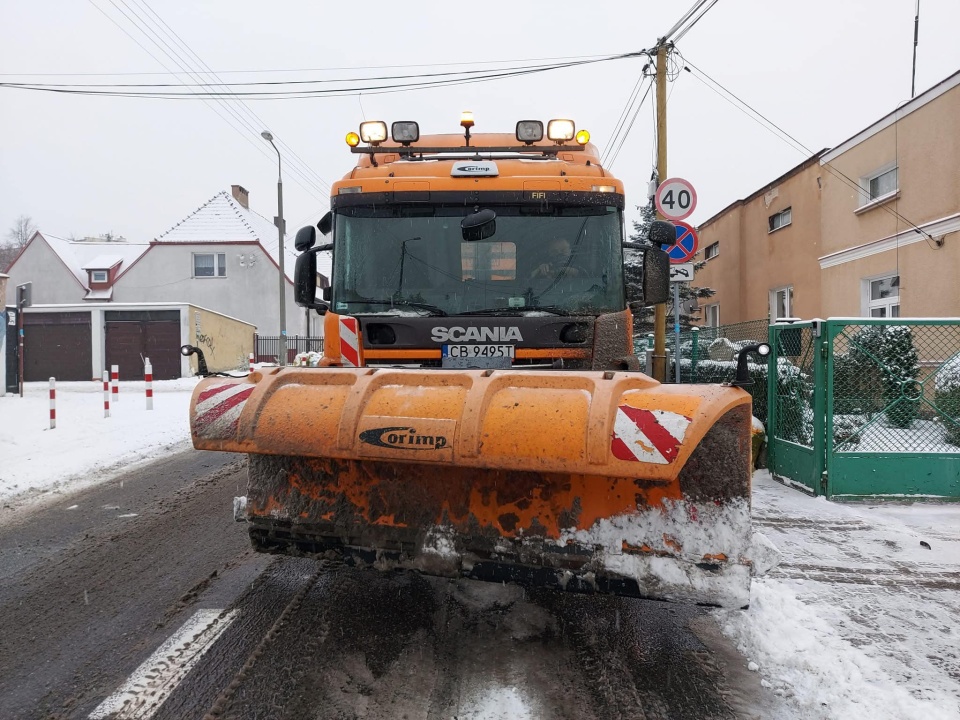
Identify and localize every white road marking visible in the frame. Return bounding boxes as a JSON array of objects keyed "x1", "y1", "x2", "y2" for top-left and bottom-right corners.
[{"x1": 89, "y1": 608, "x2": 238, "y2": 719}]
